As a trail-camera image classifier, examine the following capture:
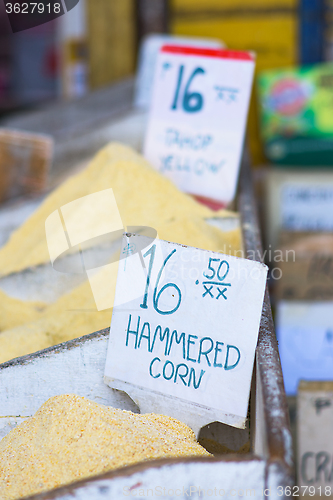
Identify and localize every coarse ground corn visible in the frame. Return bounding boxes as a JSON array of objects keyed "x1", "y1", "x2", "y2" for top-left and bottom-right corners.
[
  {"x1": 0, "y1": 394, "x2": 211, "y2": 500},
  {"x1": 0, "y1": 280, "x2": 111, "y2": 363},
  {"x1": 0, "y1": 143, "x2": 243, "y2": 363},
  {"x1": 0, "y1": 142, "x2": 241, "y2": 276}
]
